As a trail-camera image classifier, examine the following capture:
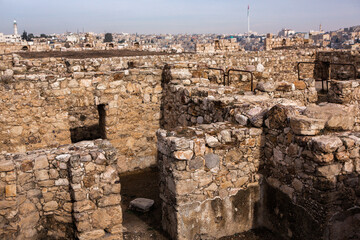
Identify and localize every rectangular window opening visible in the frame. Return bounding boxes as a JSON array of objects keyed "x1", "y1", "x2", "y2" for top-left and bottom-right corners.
[{"x1": 69, "y1": 104, "x2": 107, "y2": 143}]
